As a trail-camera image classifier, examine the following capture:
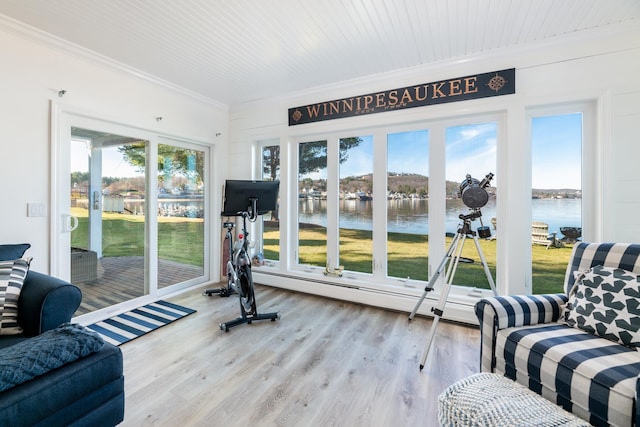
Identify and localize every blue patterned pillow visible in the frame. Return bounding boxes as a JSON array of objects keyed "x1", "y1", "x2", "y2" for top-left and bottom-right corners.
[
  {"x1": 0, "y1": 259, "x2": 30, "y2": 335},
  {"x1": 0, "y1": 244, "x2": 30, "y2": 262},
  {"x1": 565, "y1": 265, "x2": 640, "y2": 347}
]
